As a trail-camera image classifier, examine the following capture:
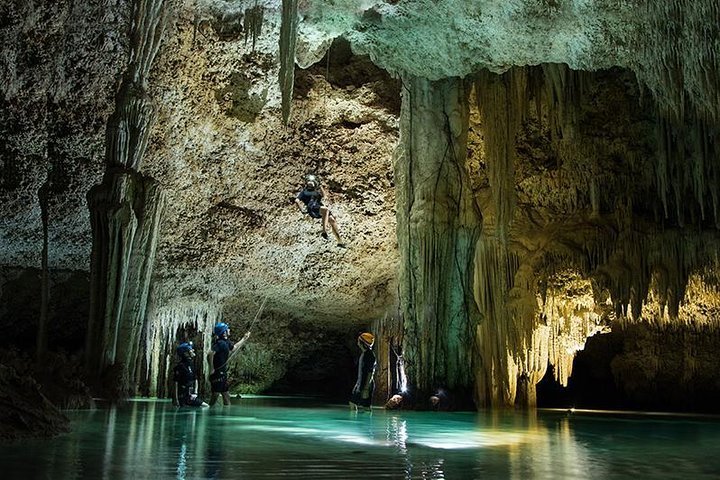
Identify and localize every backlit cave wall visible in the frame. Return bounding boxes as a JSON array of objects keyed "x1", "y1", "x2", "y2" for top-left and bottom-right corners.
[{"x1": 1, "y1": 0, "x2": 719, "y2": 423}]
